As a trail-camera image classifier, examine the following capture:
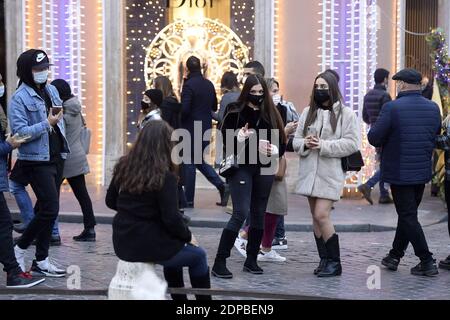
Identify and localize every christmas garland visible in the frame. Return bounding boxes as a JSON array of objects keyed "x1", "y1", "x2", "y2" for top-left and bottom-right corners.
[{"x1": 427, "y1": 28, "x2": 450, "y2": 198}]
